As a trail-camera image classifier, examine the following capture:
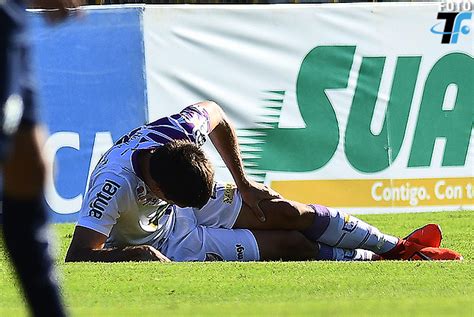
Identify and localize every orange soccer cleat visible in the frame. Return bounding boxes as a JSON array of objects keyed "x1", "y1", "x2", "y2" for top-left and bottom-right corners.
[
  {"x1": 409, "y1": 247, "x2": 463, "y2": 261},
  {"x1": 403, "y1": 223, "x2": 443, "y2": 248},
  {"x1": 381, "y1": 239, "x2": 463, "y2": 261}
]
